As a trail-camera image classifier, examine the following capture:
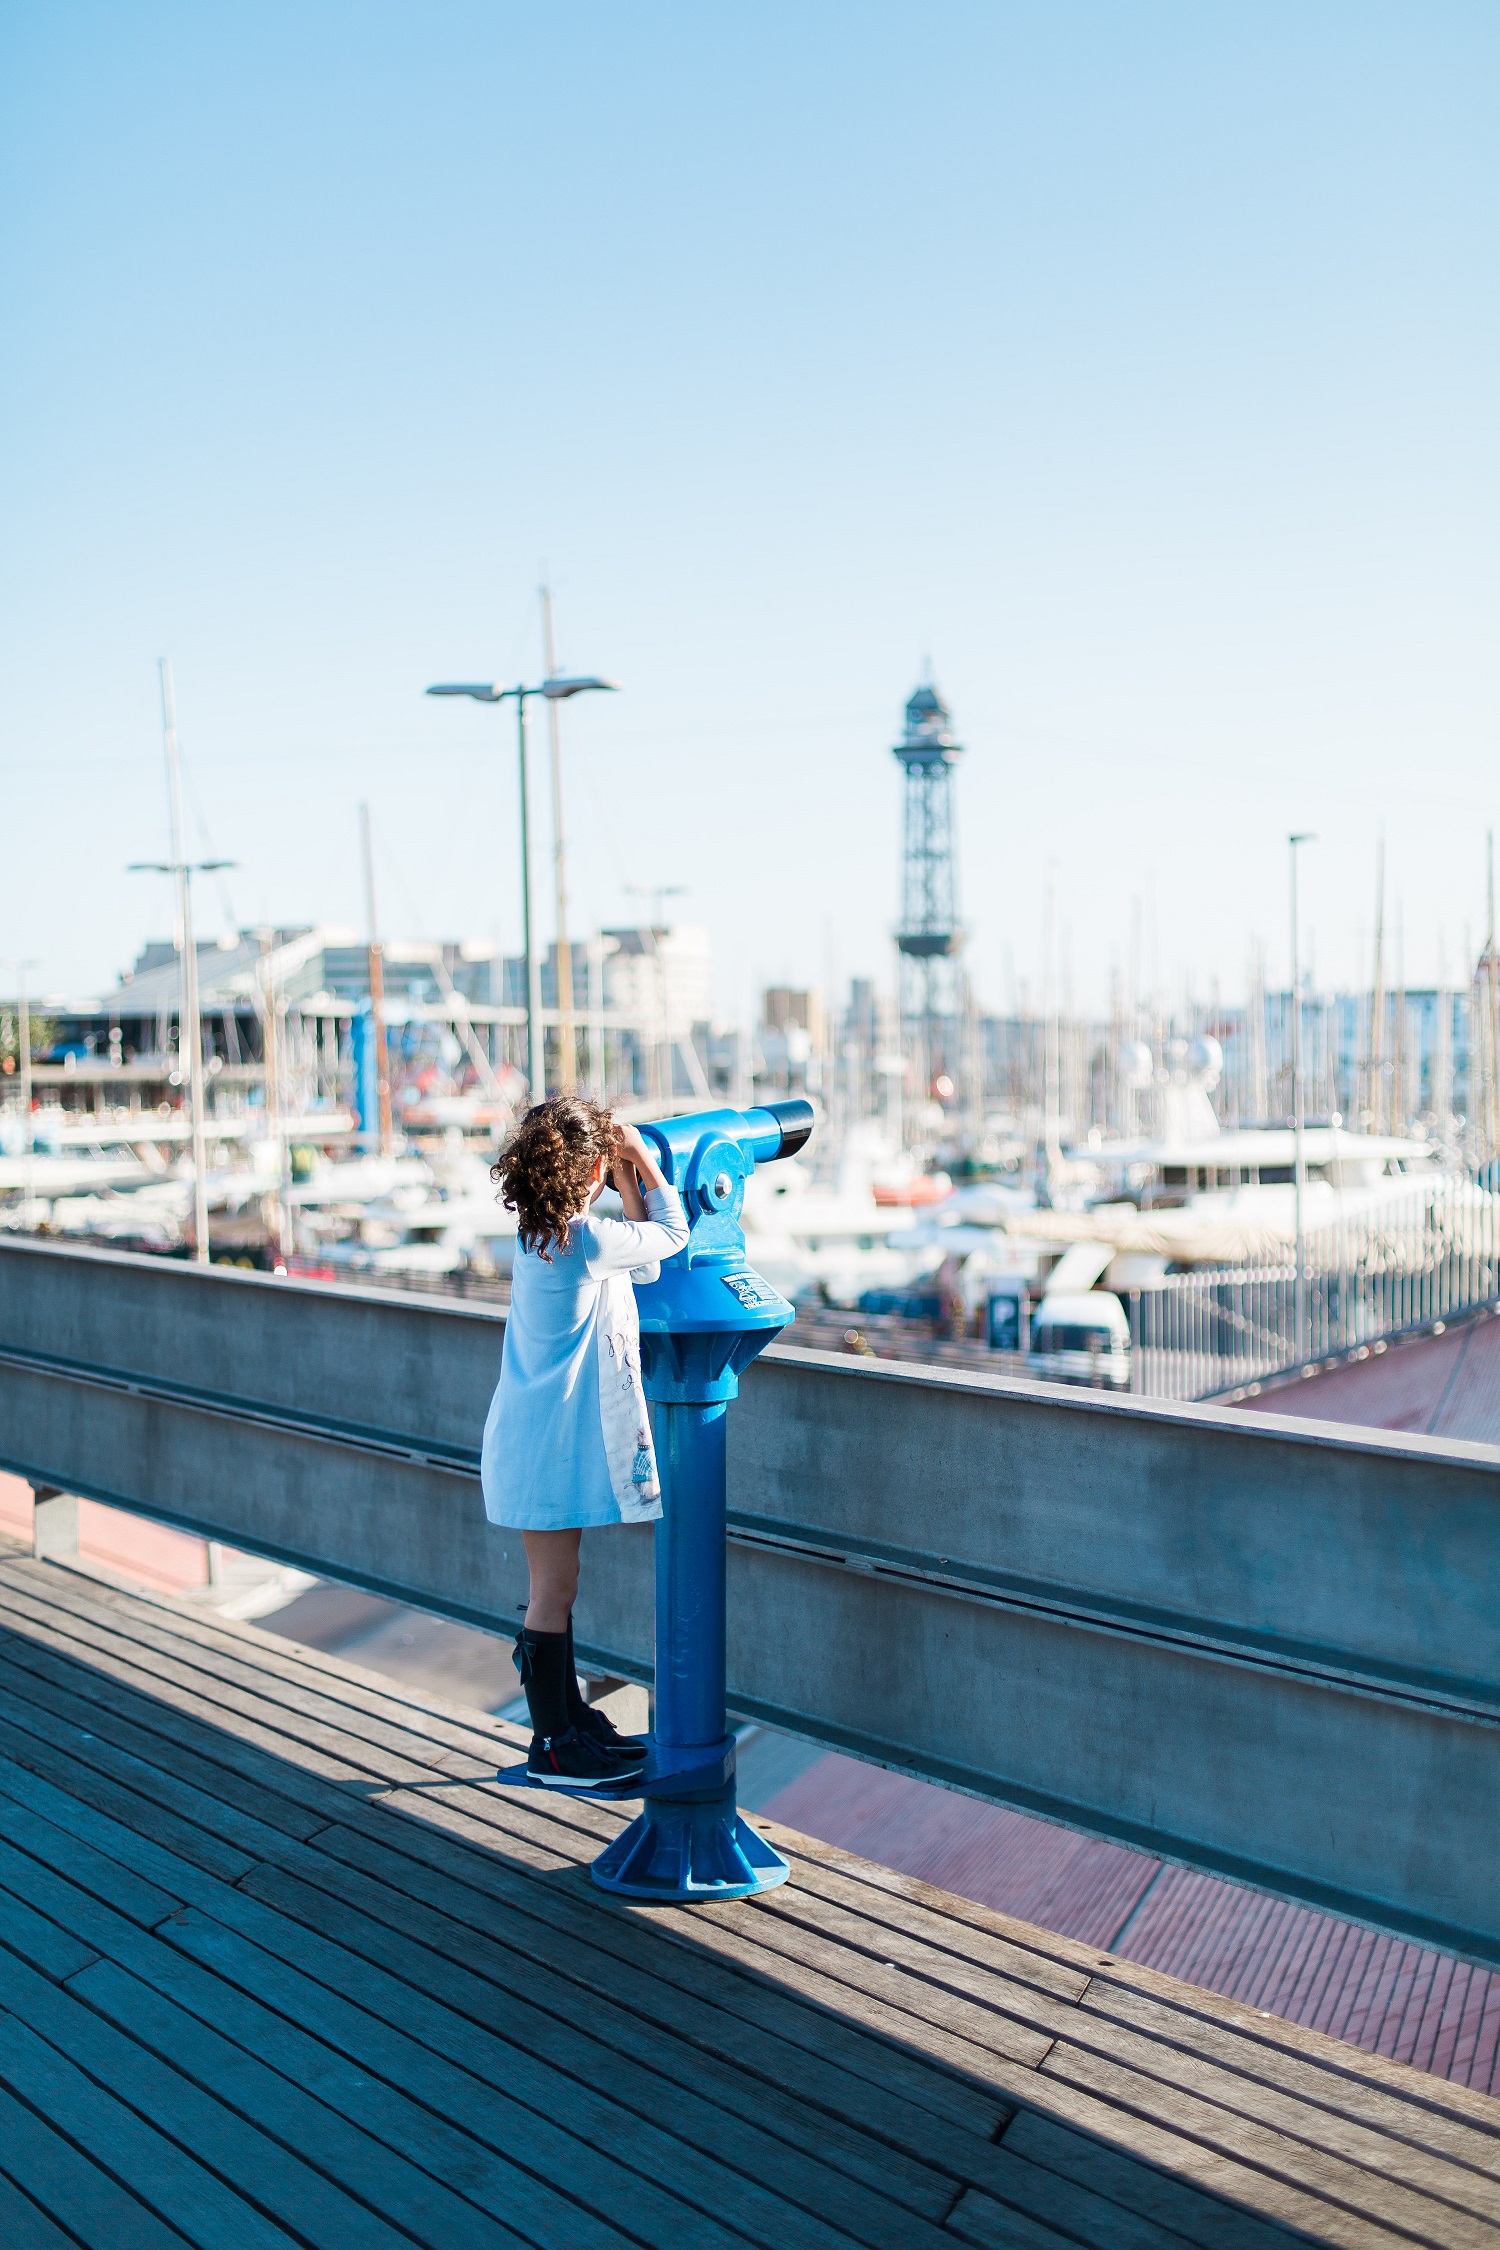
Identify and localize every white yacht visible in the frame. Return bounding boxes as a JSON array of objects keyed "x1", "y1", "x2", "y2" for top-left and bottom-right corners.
[{"x1": 740, "y1": 1126, "x2": 944, "y2": 1307}]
